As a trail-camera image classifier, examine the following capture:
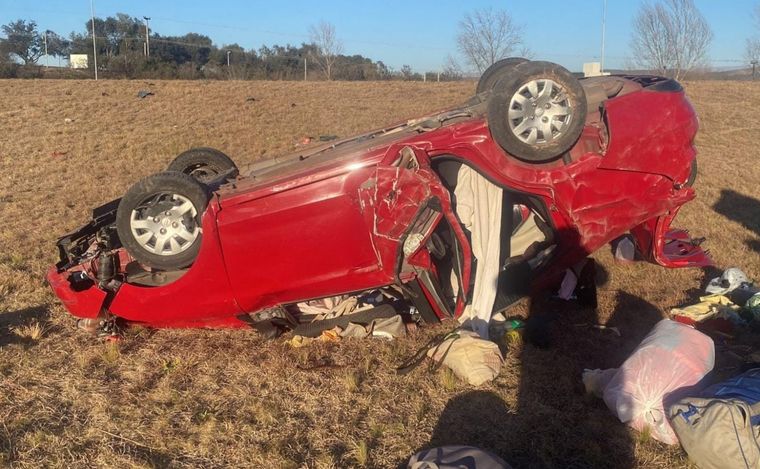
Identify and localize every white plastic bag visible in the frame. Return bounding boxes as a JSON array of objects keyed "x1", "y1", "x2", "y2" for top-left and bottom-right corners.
[{"x1": 602, "y1": 319, "x2": 714, "y2": 445}]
